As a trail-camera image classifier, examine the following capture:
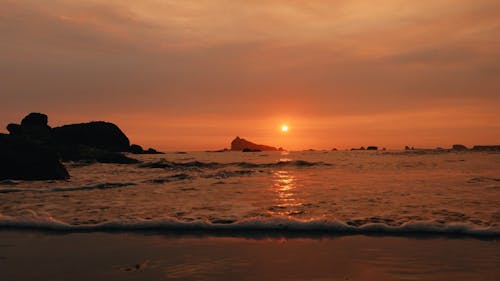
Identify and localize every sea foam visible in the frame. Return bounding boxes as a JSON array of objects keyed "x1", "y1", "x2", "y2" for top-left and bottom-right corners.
[{"x1": 0, "y1": 215, "x2": 498, "y2": 238}]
